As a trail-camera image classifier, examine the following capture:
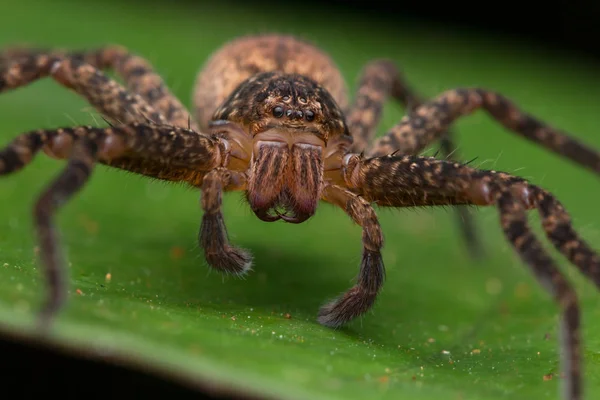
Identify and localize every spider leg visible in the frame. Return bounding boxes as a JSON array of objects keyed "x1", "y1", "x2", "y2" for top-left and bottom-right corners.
[
  {"x1": 365, "y1": 88, "x2": 600, "y2": 176},
  {"x1": 347, "y1": 60, "x2": 420, "y2": 152},
  {"x1": 199, "y1": 168, "x2": 252, "y2": 275},
  {"x1": 341, "y1": 154, "x2": 598, "y2": 400},
  {"x1": 347, "y1": 60, "x2": 482, "y2": 258},
  {"x1": 34, "y1": 138, "x2": 98, "y2": 328},
  {"x1": 497, "y1": 190, "x2": 582, "y2": 400},
  {"x1": 0, "y1": 46, "x2": 197, "y2": 129},
  {"x1": 439, "y1": 134, "x2": 482, "y2": 258},
  {"x1": 1, "y1": 124, "x2": 227, "y2": 326},
  {"x1": 0, "y1": 54, "x2": 167, "y2": 125},
  {"x1": 318, "y1": 185, "x2": 385, "y2": 327},
  {"x1": 534, "y1": 188, "x2": 600, "y2": 281}
]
